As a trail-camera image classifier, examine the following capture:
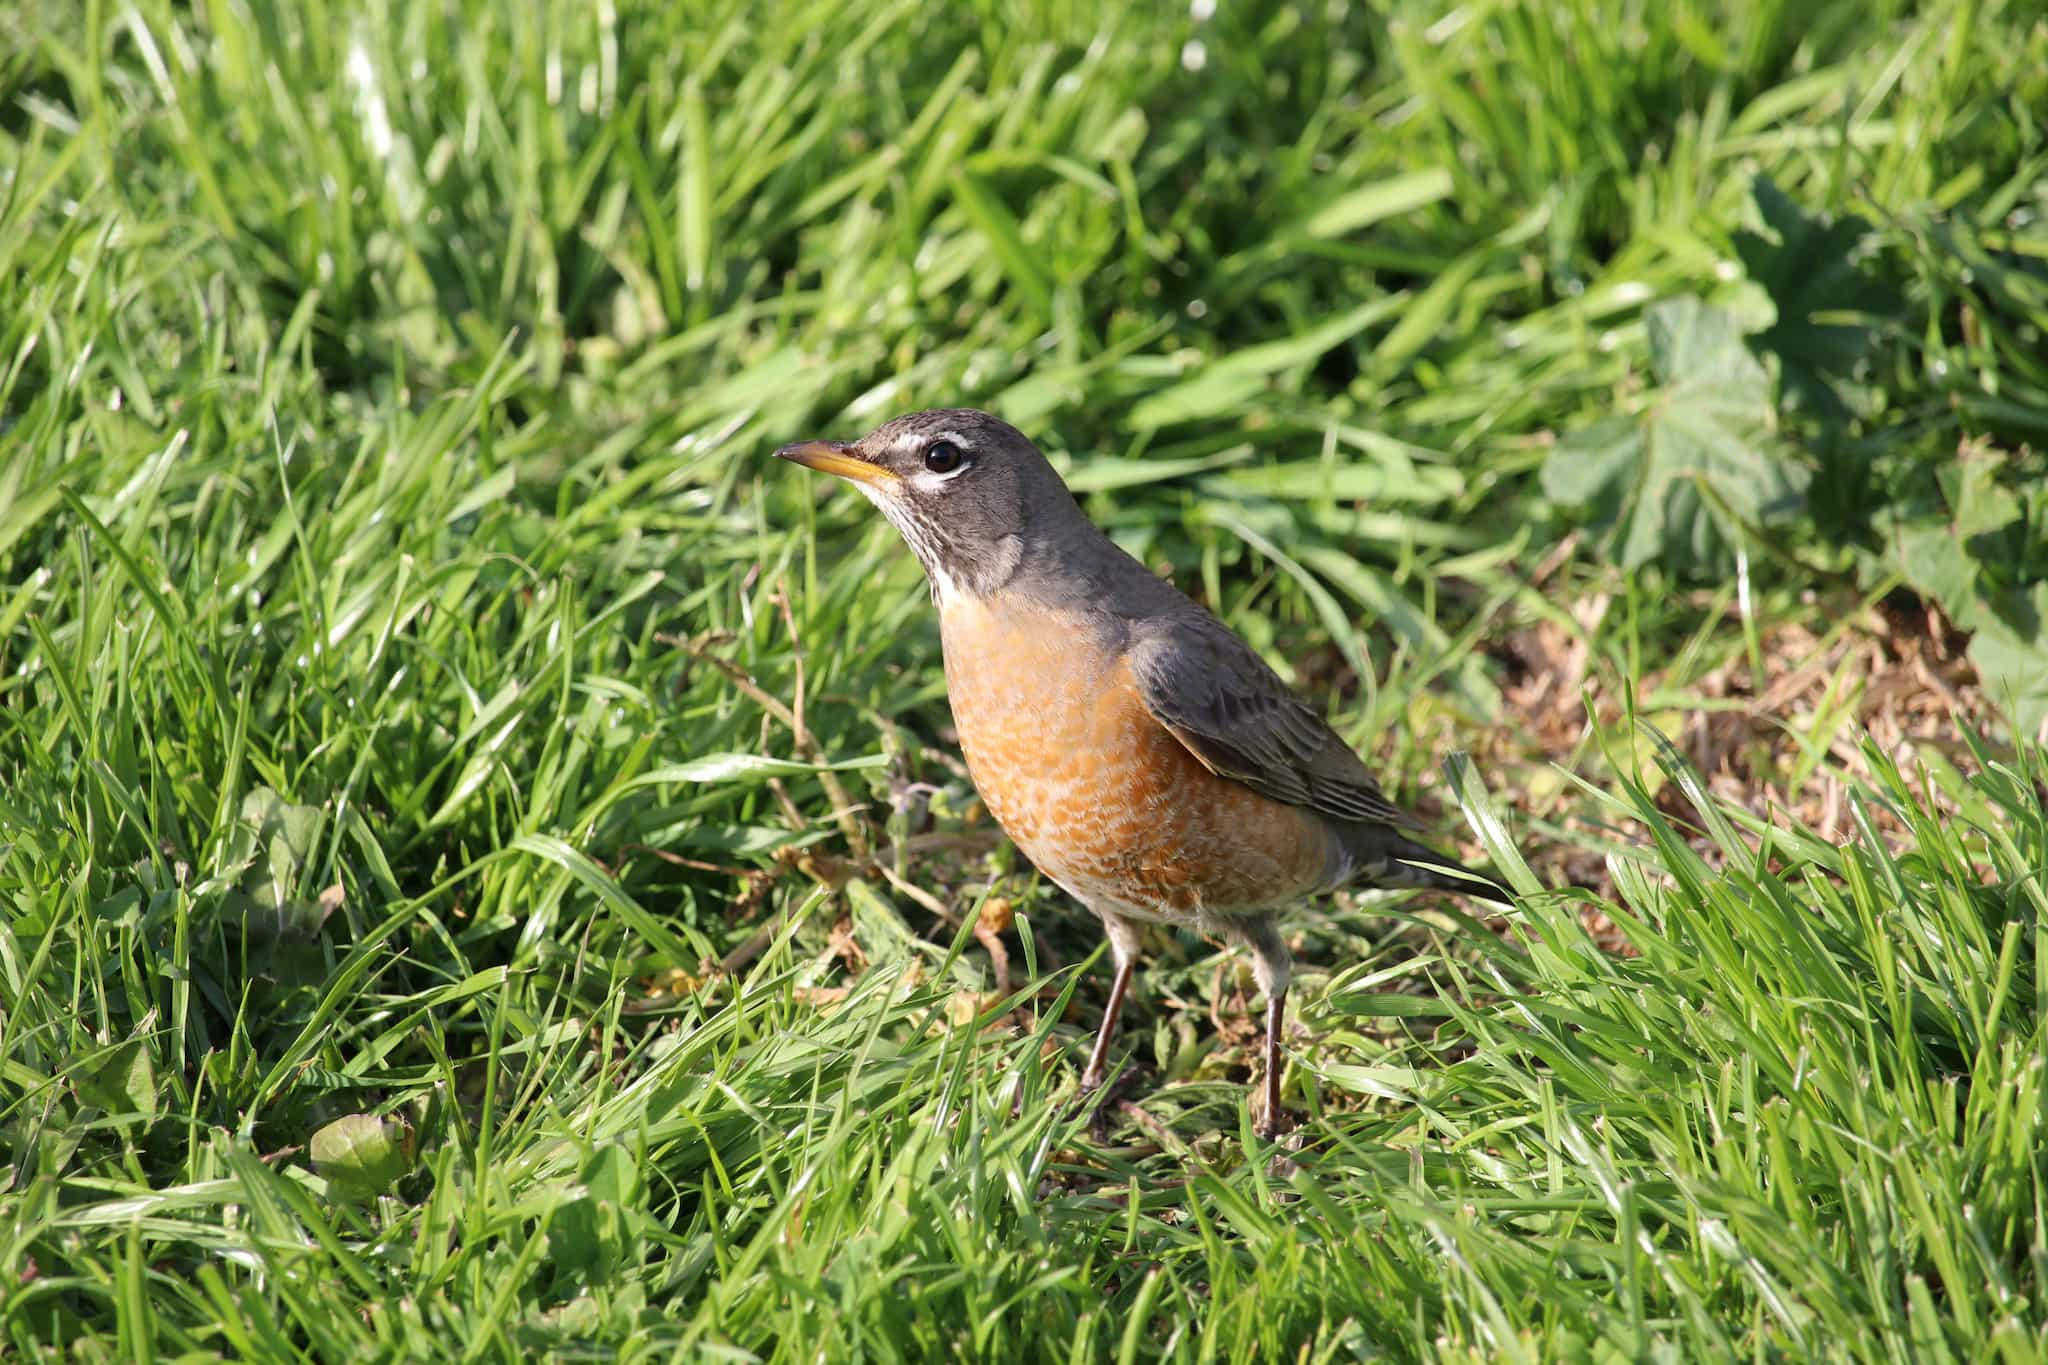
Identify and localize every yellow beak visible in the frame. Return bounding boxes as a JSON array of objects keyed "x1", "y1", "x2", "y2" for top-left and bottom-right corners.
[{"x1": 775, "y1": 440, "x2": 899, "y2": 488}]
